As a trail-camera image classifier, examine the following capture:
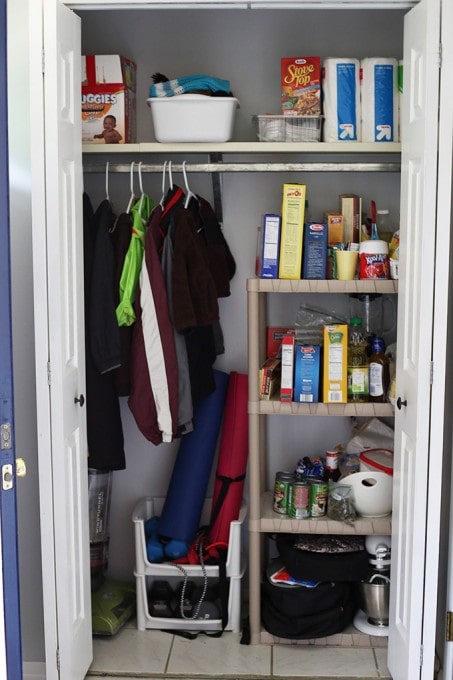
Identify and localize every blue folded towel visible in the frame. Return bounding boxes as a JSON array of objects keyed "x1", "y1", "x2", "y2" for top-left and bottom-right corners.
[{"x1": 149, "y1": 74, "x2": 230, "y2": 98}]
